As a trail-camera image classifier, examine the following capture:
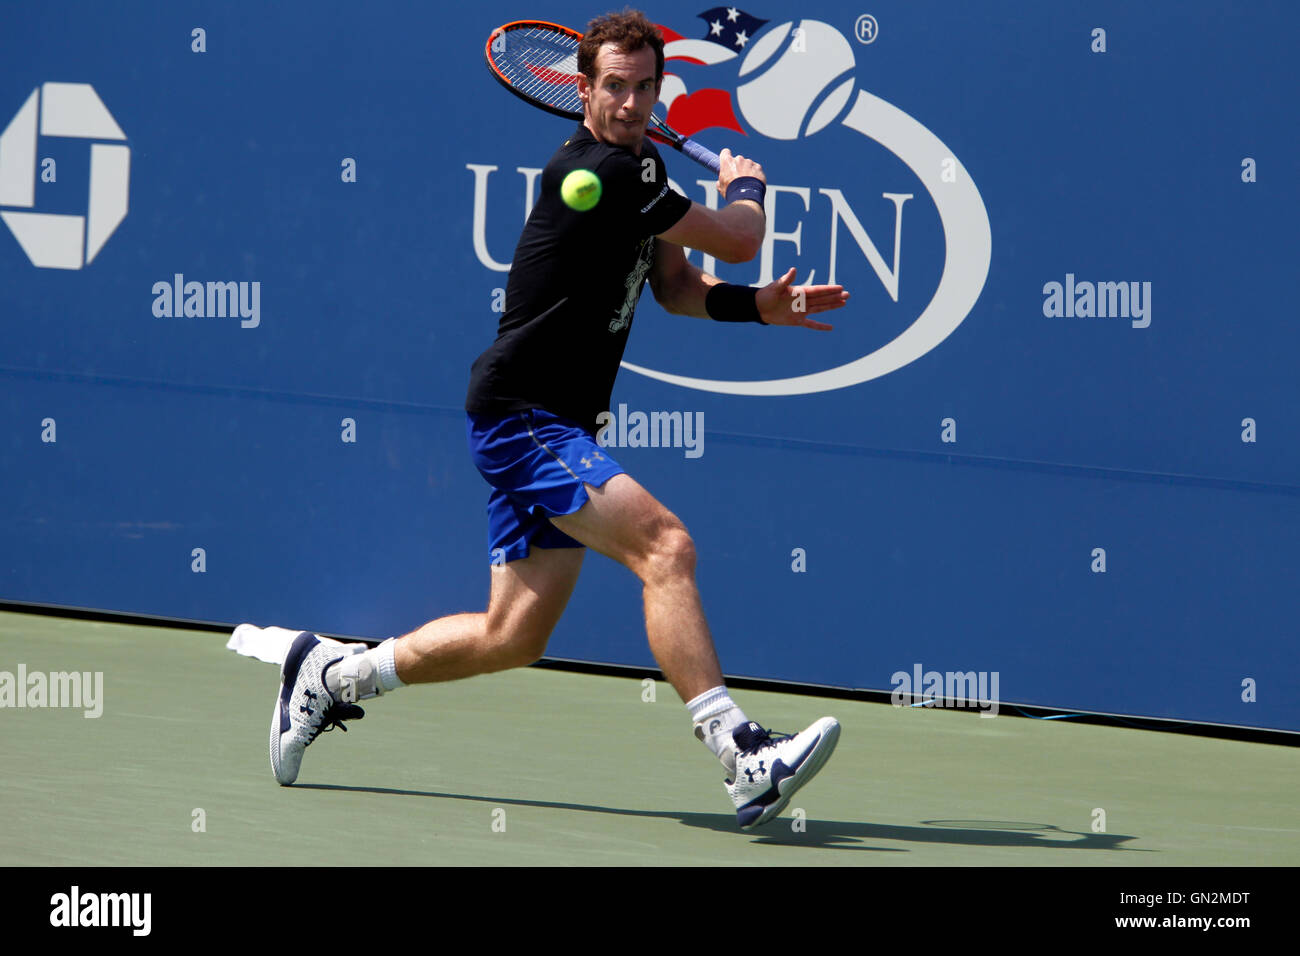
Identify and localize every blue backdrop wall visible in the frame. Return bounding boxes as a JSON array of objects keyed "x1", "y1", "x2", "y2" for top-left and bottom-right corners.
[{"x1": 2, "y1": 1, "x2": 1296, "y2": 732}]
